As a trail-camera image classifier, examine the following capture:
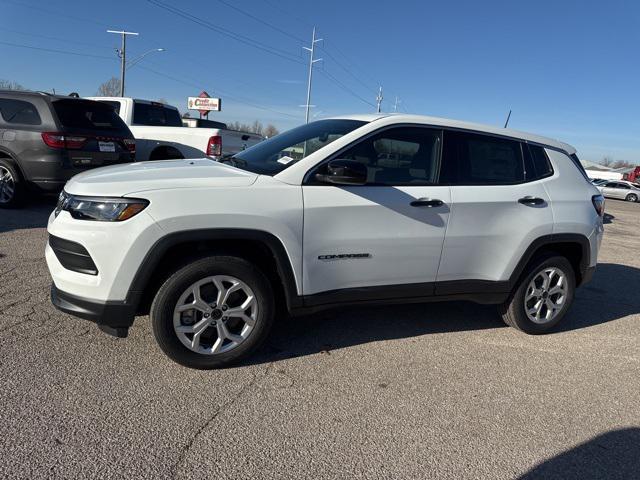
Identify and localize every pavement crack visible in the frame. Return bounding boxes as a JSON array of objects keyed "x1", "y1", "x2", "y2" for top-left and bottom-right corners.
[{"x1": 171, "y1": 364, "x2": 272, "y2": 480}]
